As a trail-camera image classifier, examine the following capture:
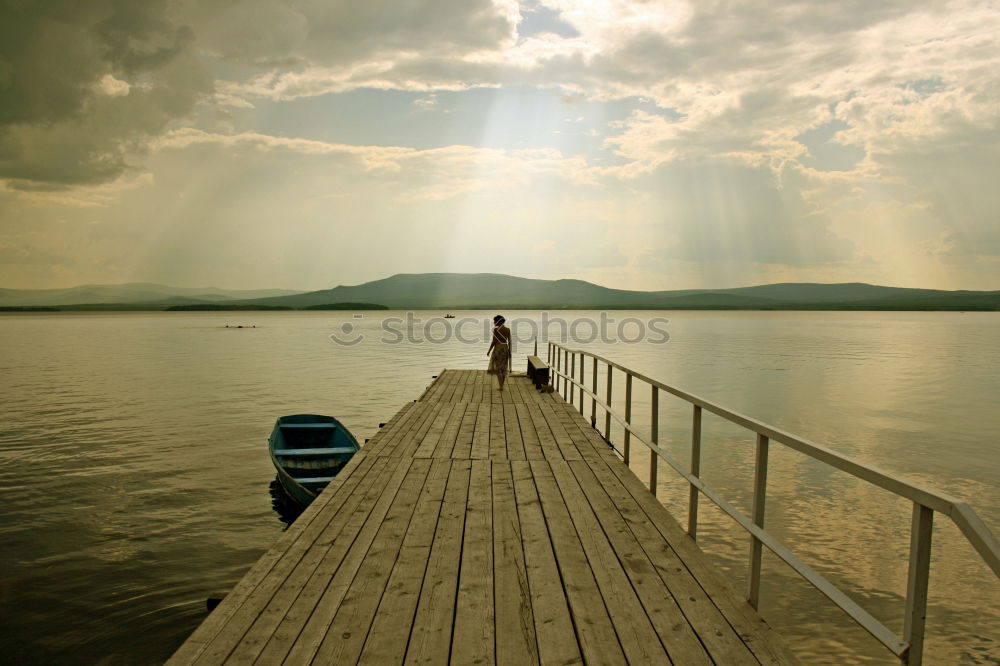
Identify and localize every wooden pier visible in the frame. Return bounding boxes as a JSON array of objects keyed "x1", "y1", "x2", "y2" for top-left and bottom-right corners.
[{"x1": 168, "y1": 369, "x2": 796, "y2": 665}]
